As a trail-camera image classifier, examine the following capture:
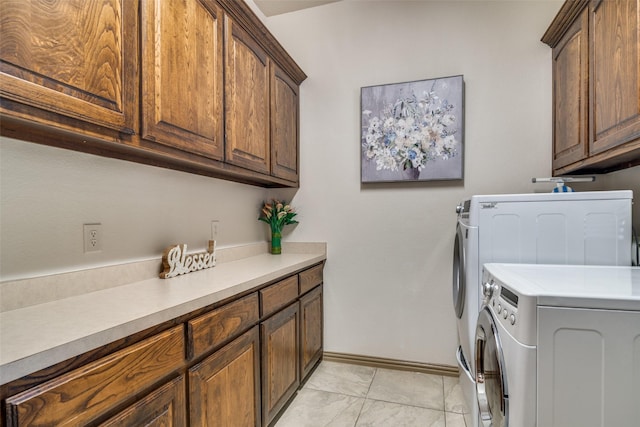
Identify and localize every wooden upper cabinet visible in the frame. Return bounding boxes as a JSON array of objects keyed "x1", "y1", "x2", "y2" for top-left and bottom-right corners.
[
  {"x1": 271, "y1": 65, "x2": 300, "y2": 183},
  {"x1": 1, "y1": 0, "x2": 306, "y2": 187},
  {"x1": 225, "y1": 15, "x2": 270, "y2": 174},
  {"x1": 0, "y1": 0, "x2": 137, "y2": 133},
  {"x1": 552, "y1": 7, "x2": 589, "y2": 170},
  {"x1": 543, "y1": 0, "x2": 640, "y2": 174},
  {"x1": 589, "y1": 0, "x2": 640, "y2": 155},
  {"x1": 141, "y1": 0, "x2": 224, "y2": 160}
]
